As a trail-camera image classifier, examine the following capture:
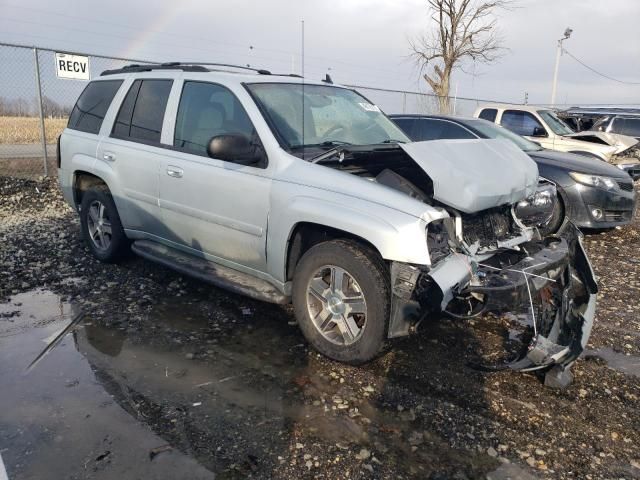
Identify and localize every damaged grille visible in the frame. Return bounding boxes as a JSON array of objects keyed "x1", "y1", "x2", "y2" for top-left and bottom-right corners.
[
  {"x1": 617, "y1": 180, "x2": 634, "y2": 192},
  {"x1": 462, "y1": 208, "x2": 516, "y2": 249}
]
